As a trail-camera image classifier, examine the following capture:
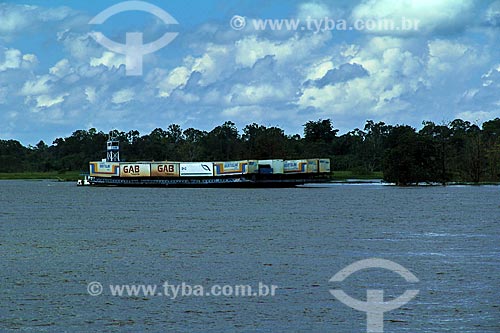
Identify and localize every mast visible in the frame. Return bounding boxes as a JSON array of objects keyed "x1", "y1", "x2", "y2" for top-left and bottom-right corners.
[{"x1": 106, "y1": 136, "x2": 120, "y2": 162}]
